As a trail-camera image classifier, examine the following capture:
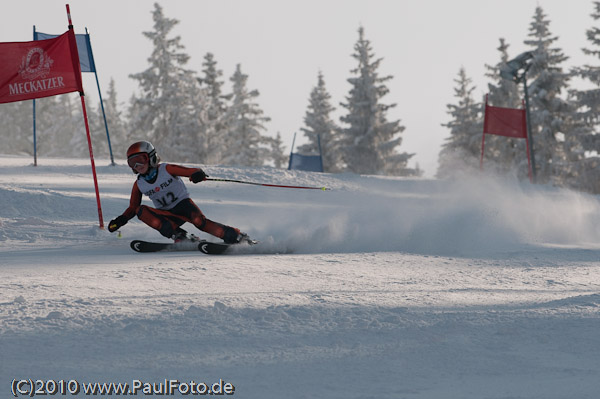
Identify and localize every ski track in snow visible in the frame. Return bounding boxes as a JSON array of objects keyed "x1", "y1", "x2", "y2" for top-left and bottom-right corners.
[{"x1": 1, "y1": 155, "x2": 600, "y2": 398}]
